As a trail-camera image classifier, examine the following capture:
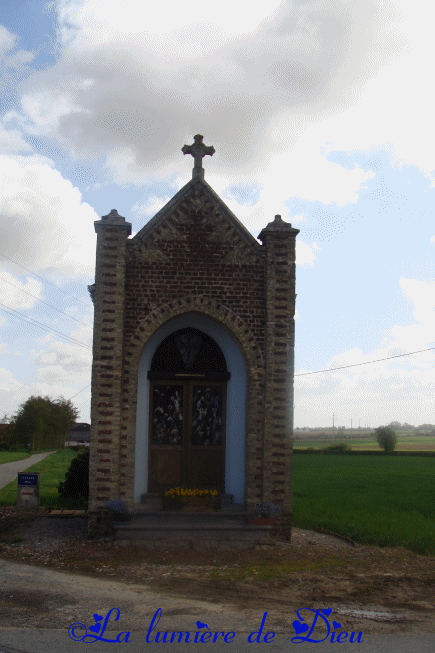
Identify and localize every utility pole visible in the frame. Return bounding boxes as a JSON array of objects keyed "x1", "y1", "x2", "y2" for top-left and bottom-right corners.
[{"x1": 332, "y1": 413, "x2": 335, "y2": 444}]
